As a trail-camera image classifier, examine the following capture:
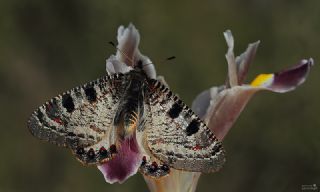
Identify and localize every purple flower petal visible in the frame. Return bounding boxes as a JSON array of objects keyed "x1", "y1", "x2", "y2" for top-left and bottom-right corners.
[
  {"x1": 97, "y1": 136, "x2": 142, "y2": 184},
  {"x1": 193, "y1": 59, "x2": 313, "y2": 140},
  {"x1": 258, "y1": 58, "x2": 313, "y2": 93}
]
